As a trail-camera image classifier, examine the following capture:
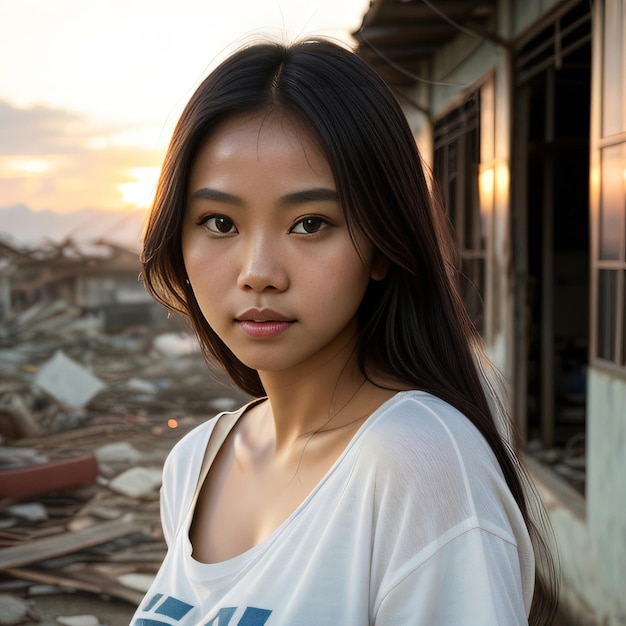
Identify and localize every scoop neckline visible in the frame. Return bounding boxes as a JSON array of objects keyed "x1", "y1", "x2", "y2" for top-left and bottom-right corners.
[{"x1": 183, "y1": 390, "x2": 418, "y2": 579}]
